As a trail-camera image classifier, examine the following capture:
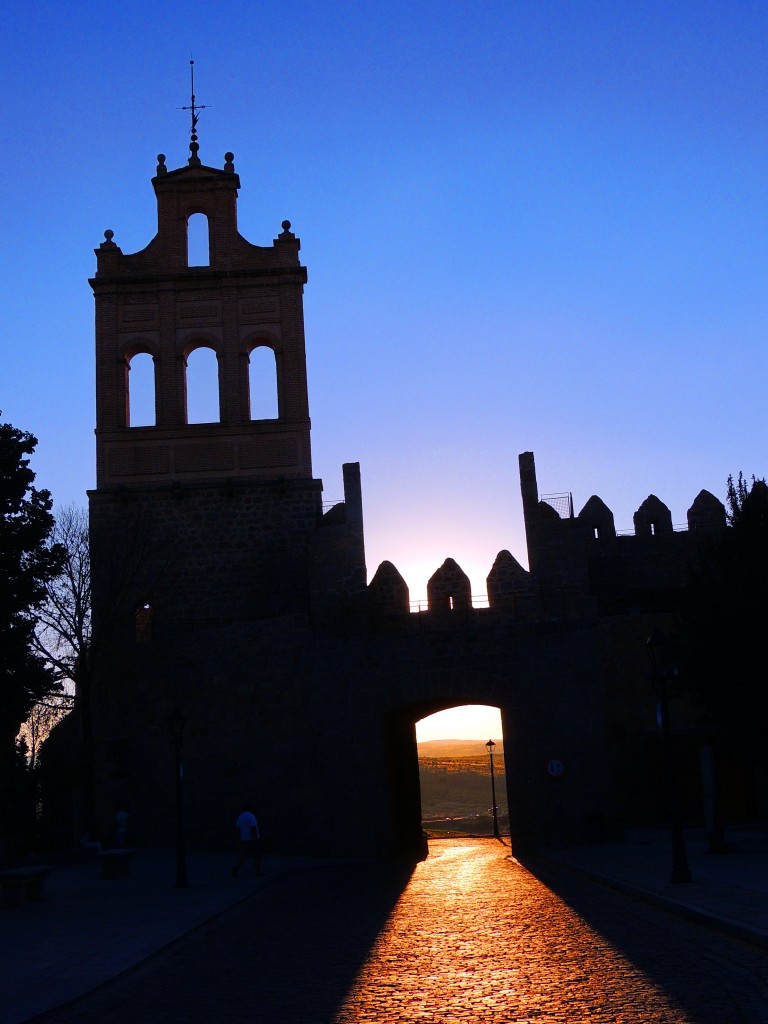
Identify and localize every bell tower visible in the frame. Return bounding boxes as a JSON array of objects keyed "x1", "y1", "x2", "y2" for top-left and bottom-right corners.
[
  {"x1": 87, "y1": 133, "x2": 367, "y2": 637},
  {"x1": 91, "y1": 148, "x2": 311, "y2": 486},
  {"x1": 86, "y1": 126, "x2": 368, "y2": 853}
]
